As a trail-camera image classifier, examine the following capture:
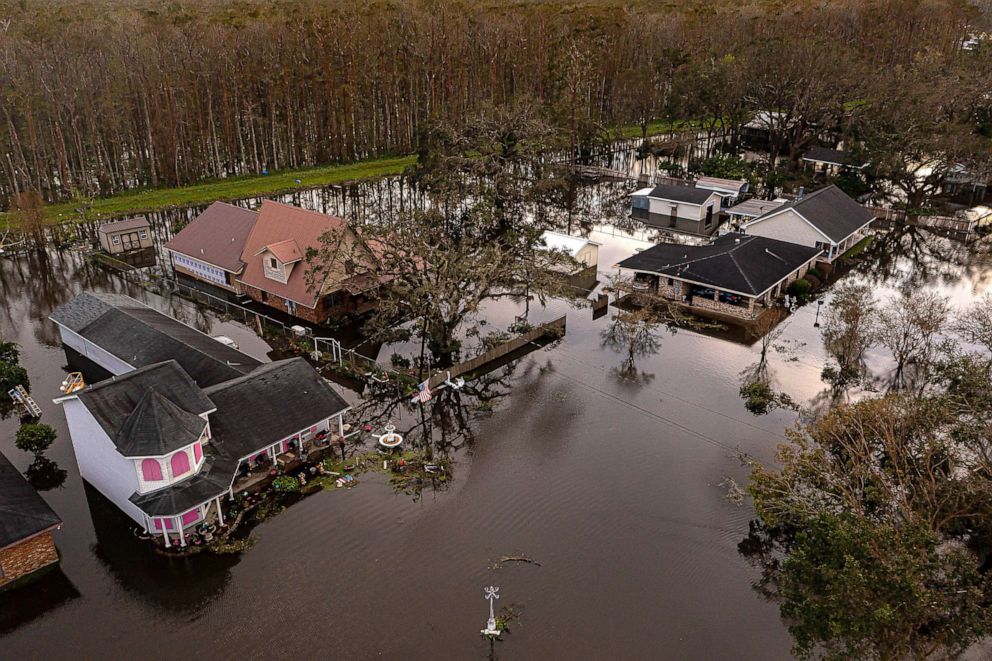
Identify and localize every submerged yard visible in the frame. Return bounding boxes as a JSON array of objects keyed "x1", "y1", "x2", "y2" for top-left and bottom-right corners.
[{"x1": 1, "y1": 166, "x2": 989, "y2": 656}]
